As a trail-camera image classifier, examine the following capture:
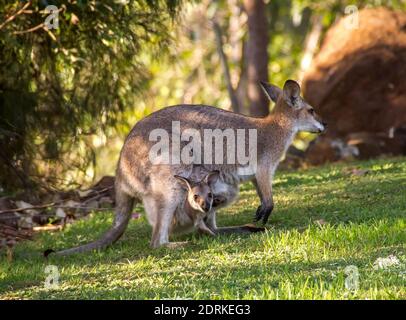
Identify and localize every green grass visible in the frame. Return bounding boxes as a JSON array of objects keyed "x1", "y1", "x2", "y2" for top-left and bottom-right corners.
[{"x1": 1, "y1": 157, "x2": 405, "y2": 299}]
